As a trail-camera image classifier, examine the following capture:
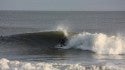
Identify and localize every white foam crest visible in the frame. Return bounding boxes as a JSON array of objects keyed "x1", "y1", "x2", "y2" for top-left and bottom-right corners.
[
  {"x1": 0, "y1": 58, "x2": 125, "y2": 70},
  {"x1": 63, "y1": 32, "x2": 125, "y2": 54},
  {"x1": 56, "y1": 25, "x2": 68, "y2": 36}
]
